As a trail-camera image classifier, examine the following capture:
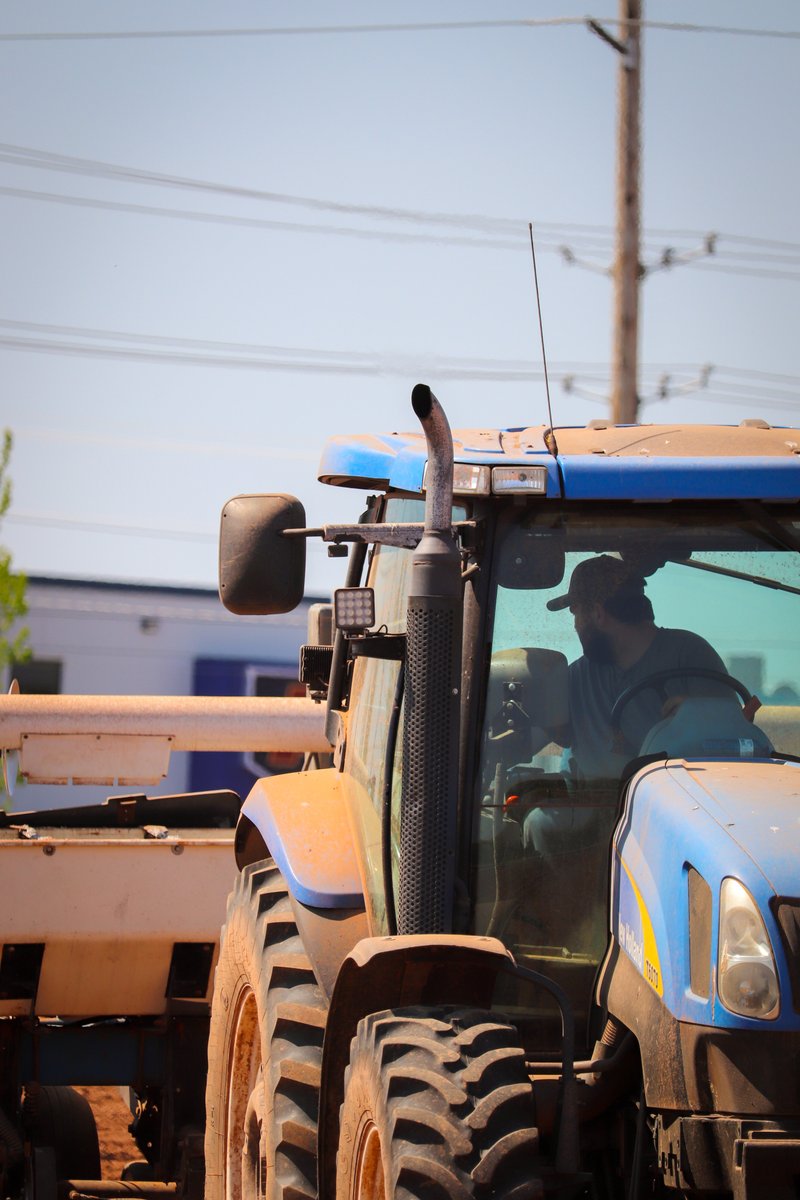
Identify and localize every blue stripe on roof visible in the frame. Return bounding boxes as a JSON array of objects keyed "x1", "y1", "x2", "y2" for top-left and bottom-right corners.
[{"x1": 559, "y1": 456, "x2": 800, "y2": 500}]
